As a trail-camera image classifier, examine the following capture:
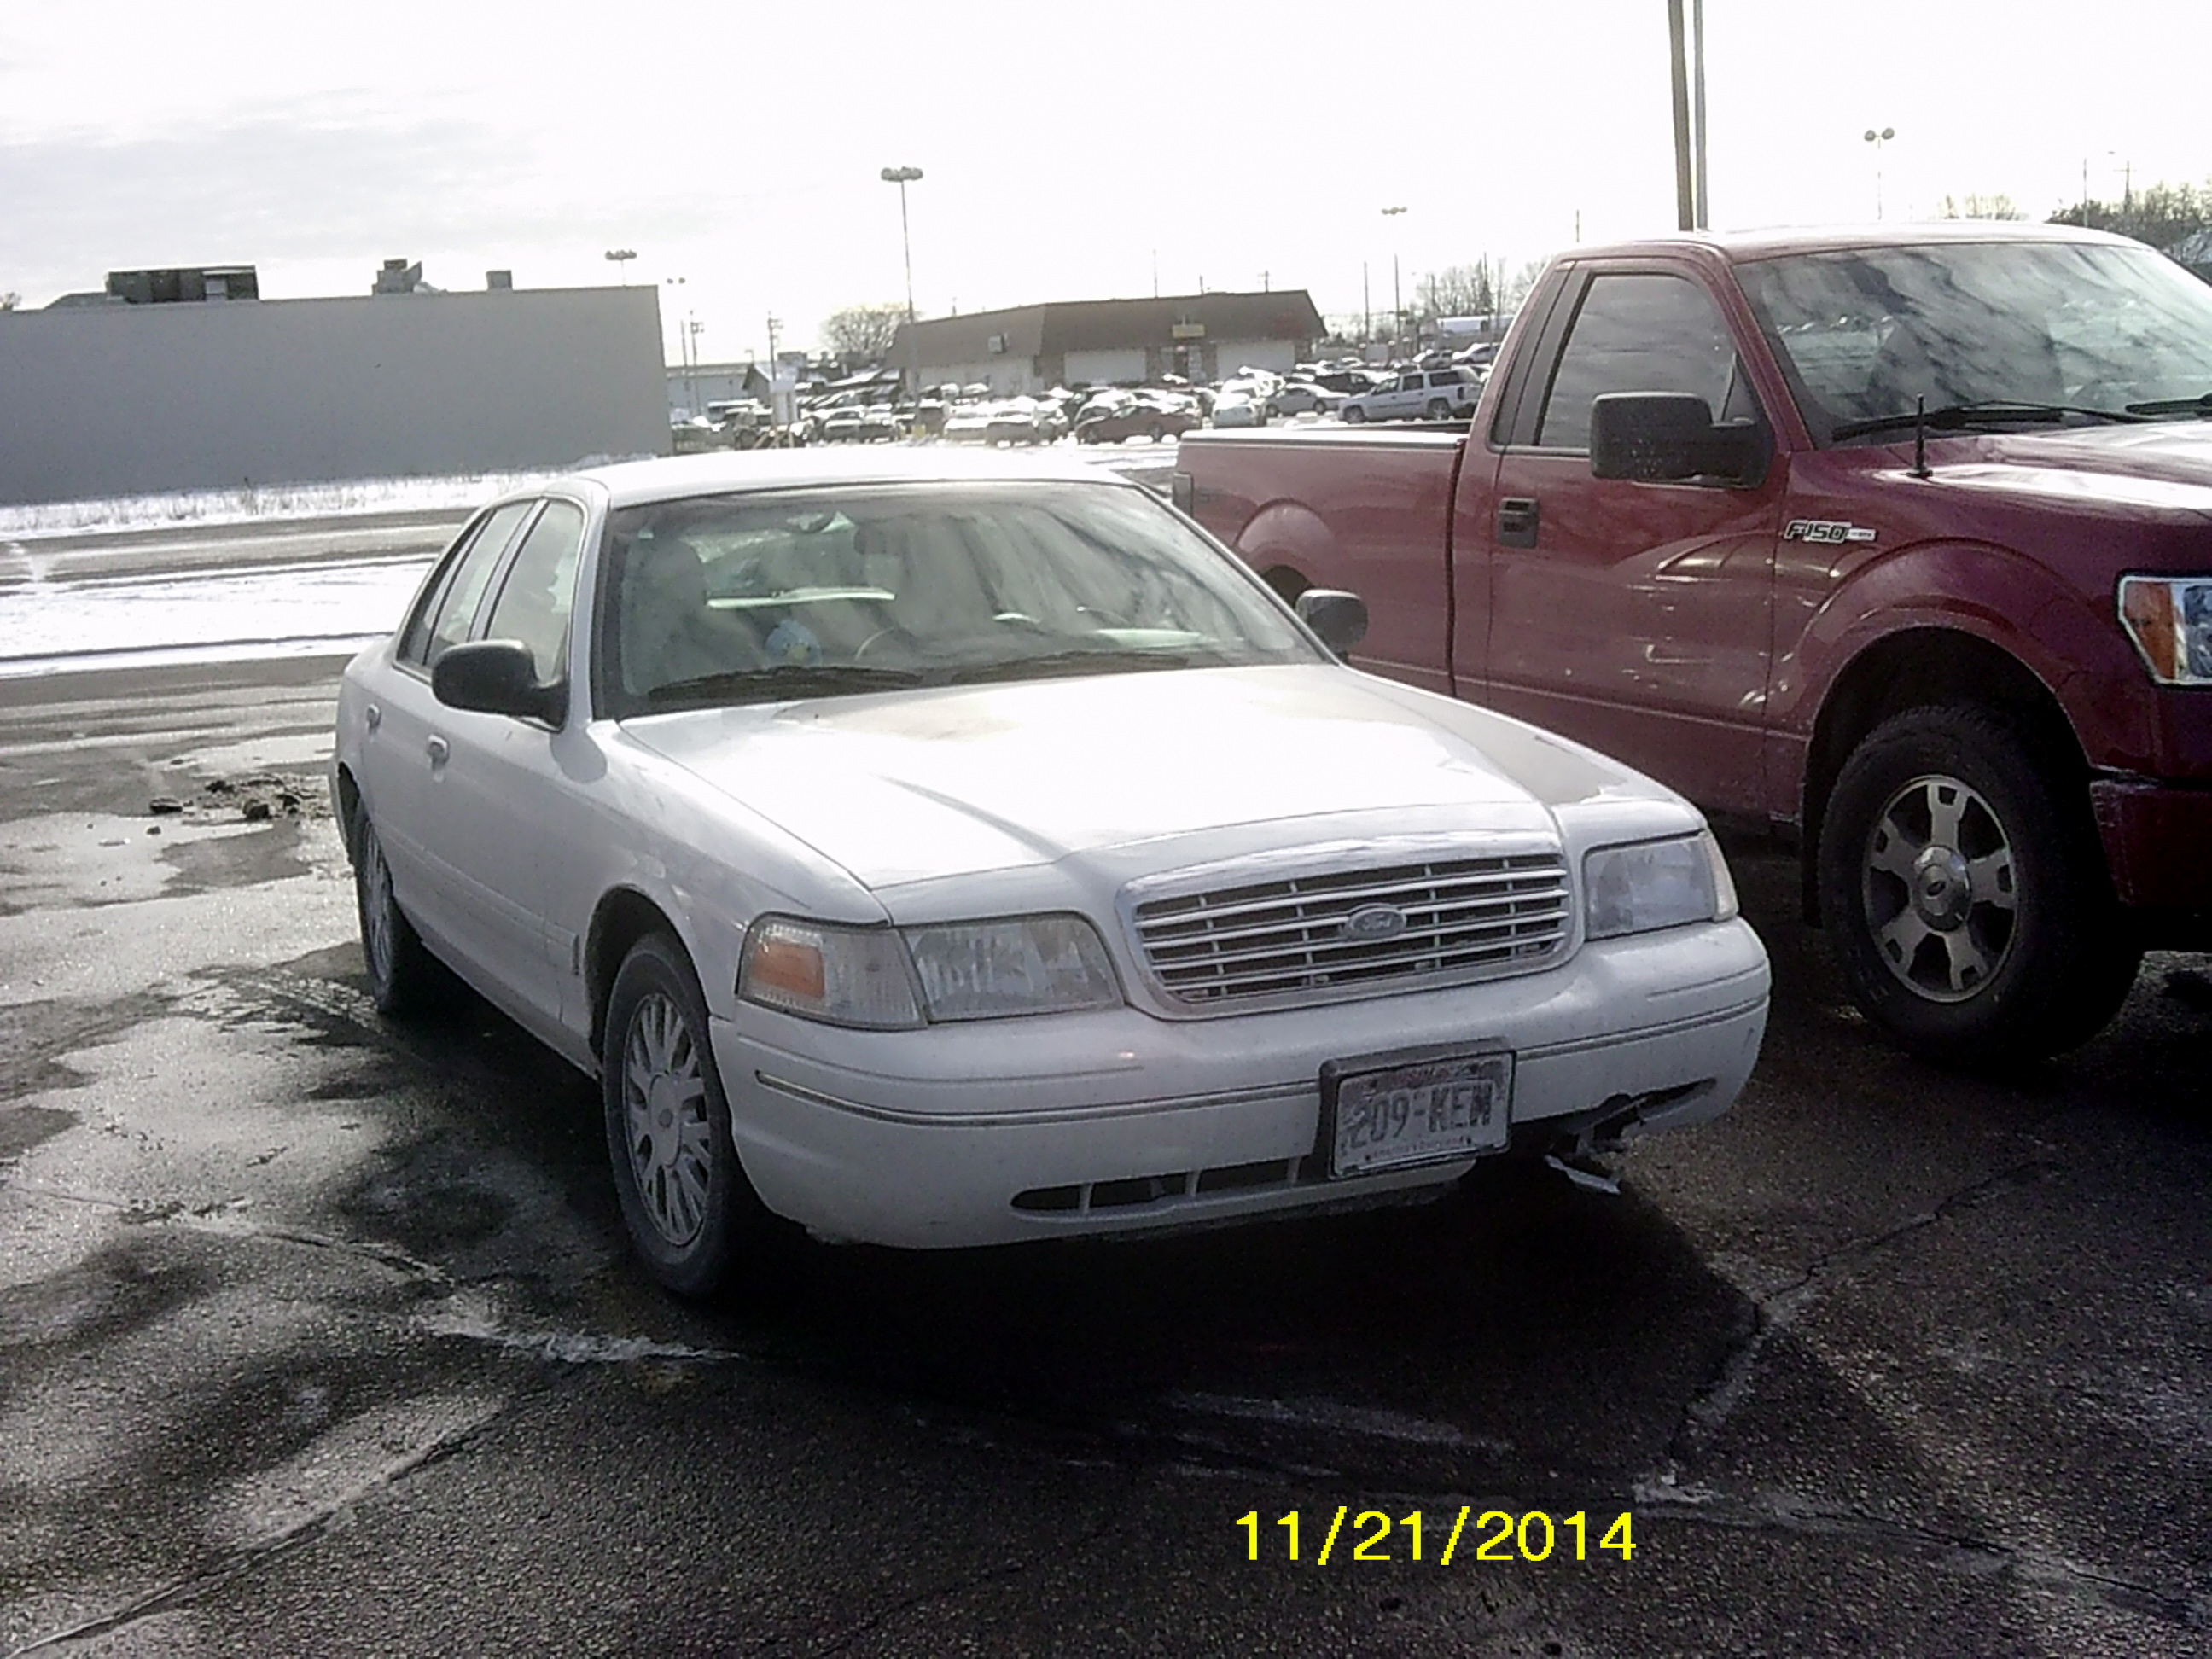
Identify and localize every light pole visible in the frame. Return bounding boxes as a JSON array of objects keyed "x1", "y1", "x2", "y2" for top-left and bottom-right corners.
[
  {"x1": 1863, "y1": 126, "x2": 1895, "y2": 220},
  {"x1": 1381, "y1": 206, "x2": 1406, "y2": 357},
  {"x1": 880, "y1": 166, "x2": 923, "y2": 403},
  {"x1": 604, "y1": 247, "x2": 637, "y2": 284}
]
